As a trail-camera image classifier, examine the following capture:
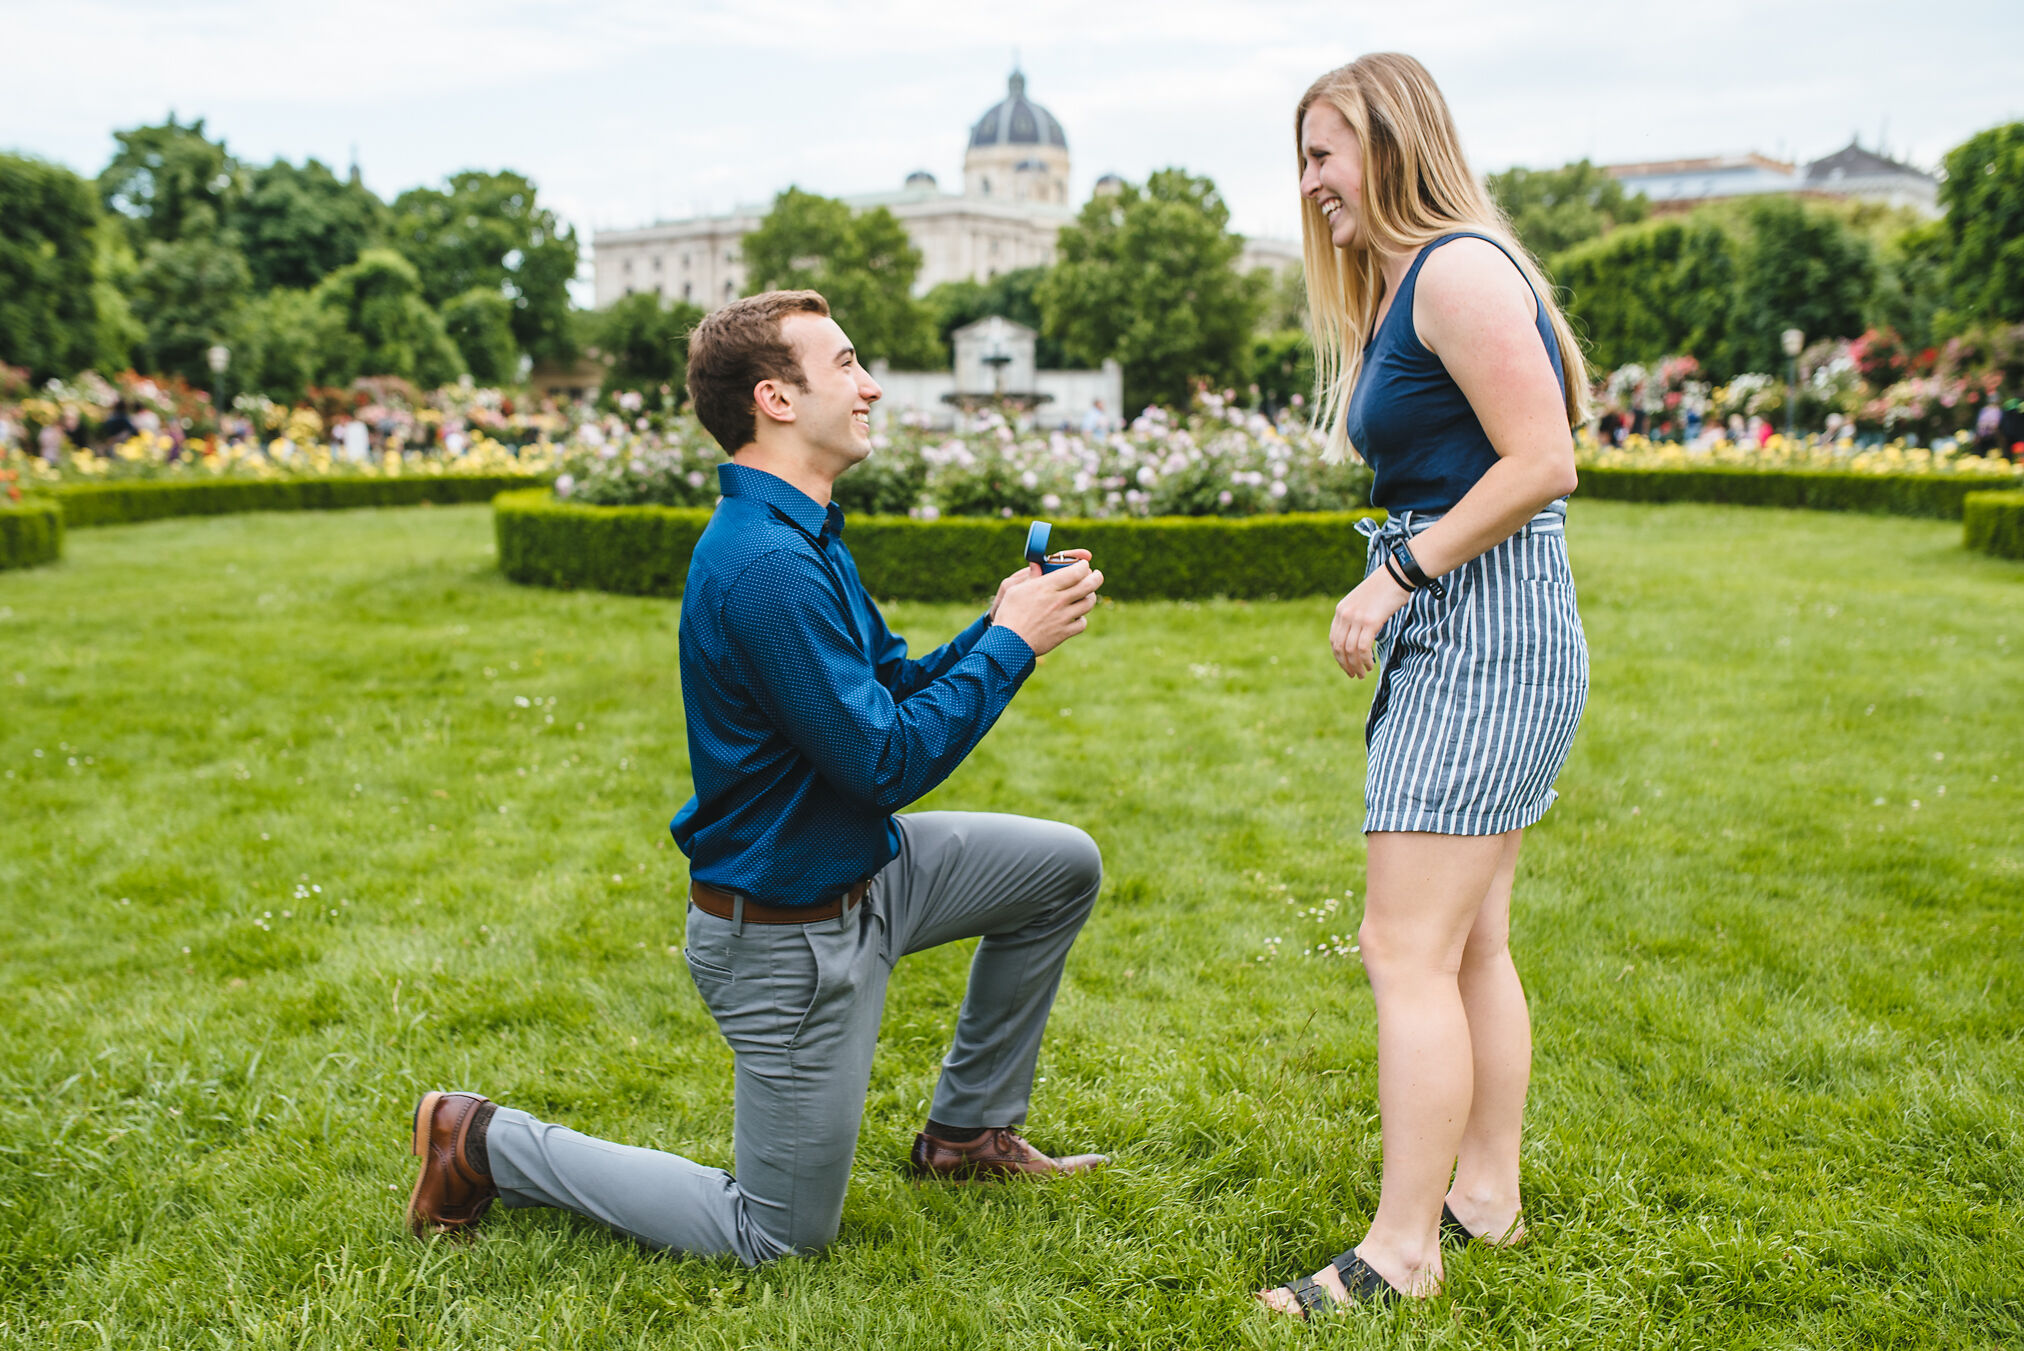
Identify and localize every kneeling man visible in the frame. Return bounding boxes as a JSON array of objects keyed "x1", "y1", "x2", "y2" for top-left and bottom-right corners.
[{"x1": 405, "y1": 290, "x2": 1109, "y2": 1264}]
